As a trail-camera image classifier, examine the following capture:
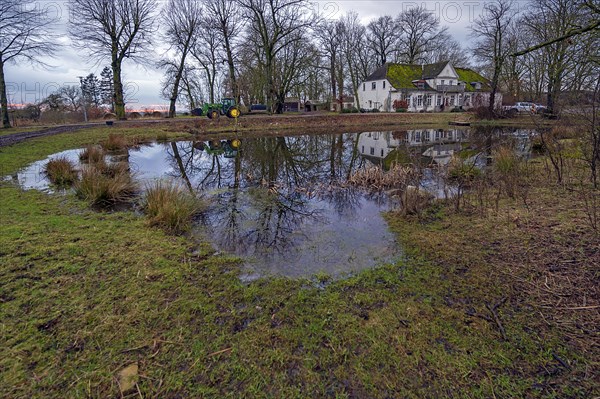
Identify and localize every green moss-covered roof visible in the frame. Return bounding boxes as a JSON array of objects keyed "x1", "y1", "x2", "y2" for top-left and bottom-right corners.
[
  {"x1": 455, "y1": 68, "x2": 491, "y2": 92},
  {"x1": 386, "y1": 64, "x2": 434, "y2": 91},
  {"x1": 365, "y1": 63, "x2": 492, "y2": 92}
]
